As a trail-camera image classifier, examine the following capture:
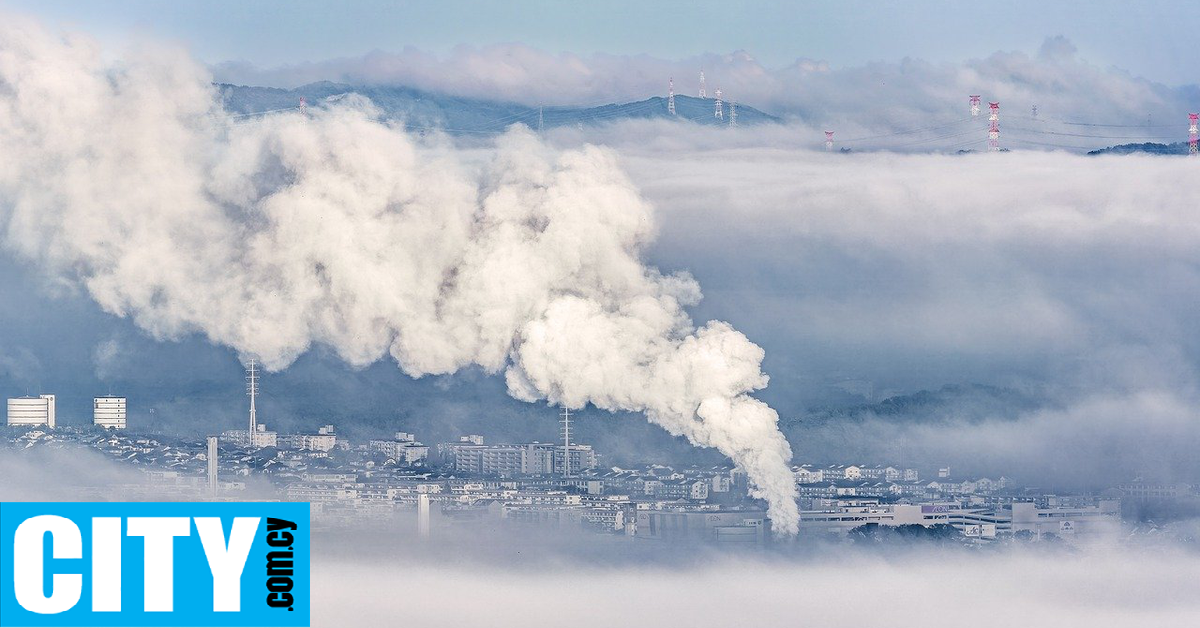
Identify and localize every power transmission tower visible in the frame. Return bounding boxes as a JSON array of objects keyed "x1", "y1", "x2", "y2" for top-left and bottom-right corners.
[
  {"x1": 988, "y1": 102, "x2": 1000, "y2": 151},
  {"x1": 1190, "y1": 113, "x2": 1198, "y2": 155}
]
